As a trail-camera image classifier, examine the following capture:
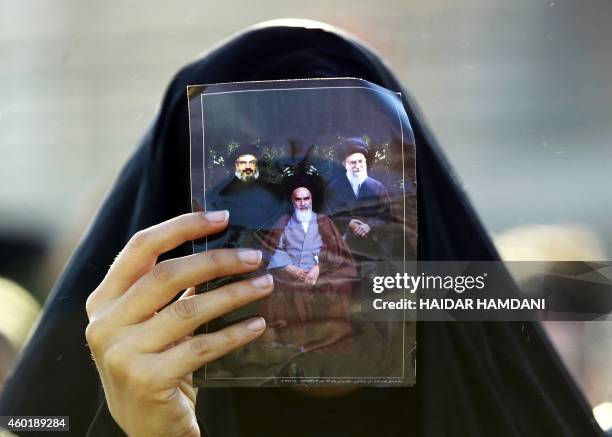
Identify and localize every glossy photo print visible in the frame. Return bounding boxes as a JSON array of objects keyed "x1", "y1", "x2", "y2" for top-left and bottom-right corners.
[{"x1": 188, "y1": 78, "x2": 416, "y2": 386}]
